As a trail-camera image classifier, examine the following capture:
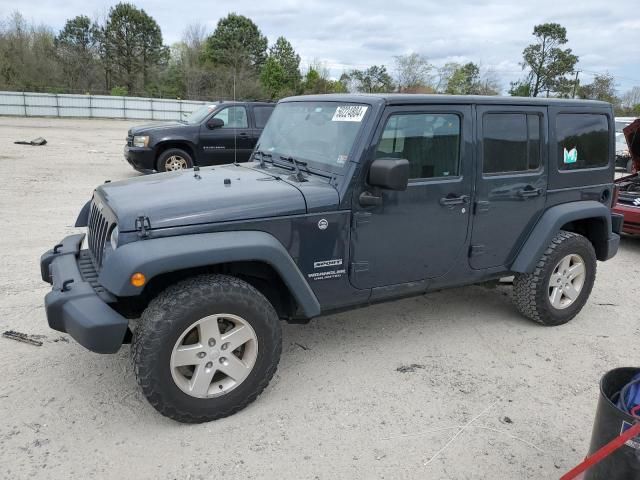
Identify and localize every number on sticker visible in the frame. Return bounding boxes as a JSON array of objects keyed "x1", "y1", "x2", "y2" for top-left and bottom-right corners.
[{"x1": 332, "y1": 106, "x2": 368, "y2": 122}]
